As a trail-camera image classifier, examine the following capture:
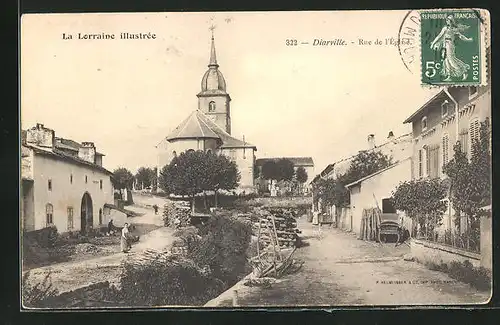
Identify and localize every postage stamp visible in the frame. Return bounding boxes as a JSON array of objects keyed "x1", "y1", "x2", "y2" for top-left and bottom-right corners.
[{"x1": 420, "y1": 10, "x2": 486, "y2": 86}]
